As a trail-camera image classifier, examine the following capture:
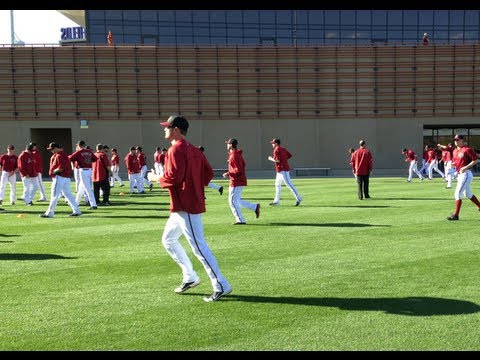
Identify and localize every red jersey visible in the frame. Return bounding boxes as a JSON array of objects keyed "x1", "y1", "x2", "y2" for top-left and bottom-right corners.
[
  {"x1": 452, "y1": 145, "x2": 478, "y2": 170},
  {"x1": 426, "y1": 149, "x2": 438, "y2": 163},
  {"x1": 422, "y1": 150, "x2": 428, "y2": 161},
  {"x1": 352, "y1": 147, "x2": 373, "y2": 176},
  {"x1": 160, "y1": 139, "x2": 213, "y2": 214},
  {"x1": 441, "y1": 149, "x2": 452, "y2": 162},
  {"x1": 32, "y1": 150, "x2": 43, "y2": 173},
  {"x1": 349, "y1": 153, "x2": 355, "y2": 170},
  {"x1": 272, "y1": 146, "x2": 292, "y2": 172},
  {"x1": 405, "y1": 150, "x2": 417, "y2": 162},
  {"x1": 0, "y1": 153, "x2": 18, "y2": 172},
  {"x1": 111, "y1": 153, "x2": 119, "y2": 166},
  {"x1": 159, "y1": 153, "x2": 166, "y2": 165},
  {"x1": 49, "y1": 150, "x2": 72, "y2": 178},
  {"x1": 124, "y1": 153, "x2": 141, "y2": 174},
  {"x1": 138, "y1": 152, "x2": 147, "y2": 167},
  {"x1": 92, "y1": 151, "x2": 110, "y2": 182},
  {"x1": 69, "y1": 148, "x2": 97, "y2": 169},
  {"x1": 227, "y1": 149, "x2": 247, "y2": 187},
  {"x1": 154, "y1": 151, "x2": 161, "y2": 164},
  {"x1": 17, "y1": 151, "x2": 37, "y2": 177}
]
